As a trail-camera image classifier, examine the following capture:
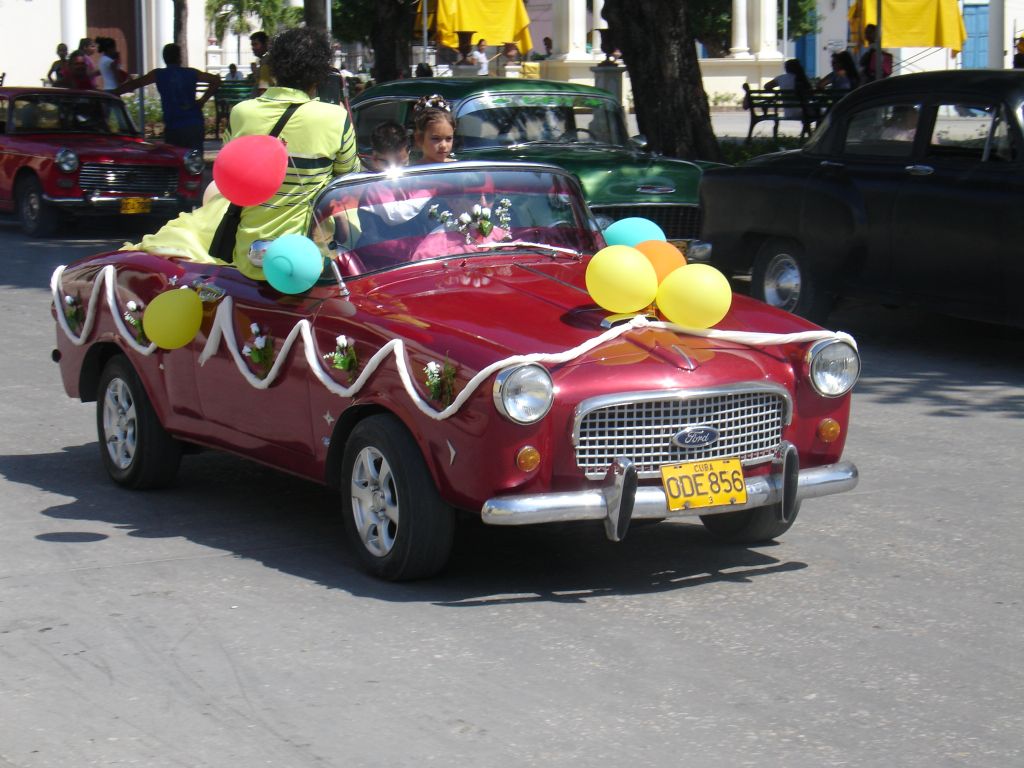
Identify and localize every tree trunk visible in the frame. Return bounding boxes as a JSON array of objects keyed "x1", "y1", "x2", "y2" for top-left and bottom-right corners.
[
  {"x1": 173, "y1": 0, "x2": 188, "y2": 65},
  {"x1": 305, "y1": 0, "x2": 328, "y2": 32},
  {"x1": 370, "y1": 1, "x2": 415, "y2": 82},
  {"x1": 602, "y1": 0, "x2": 720, "y2": 161}
]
